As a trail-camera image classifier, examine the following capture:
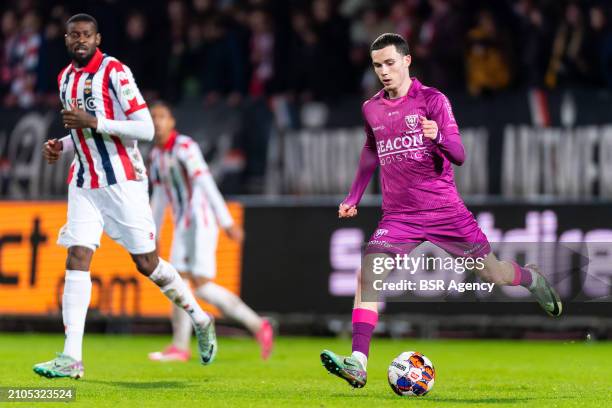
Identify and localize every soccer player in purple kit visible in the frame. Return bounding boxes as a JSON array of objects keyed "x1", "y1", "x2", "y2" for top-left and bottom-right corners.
[{"x1": 320, "y1": 33, "x2": 562, "y2": 388}]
